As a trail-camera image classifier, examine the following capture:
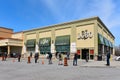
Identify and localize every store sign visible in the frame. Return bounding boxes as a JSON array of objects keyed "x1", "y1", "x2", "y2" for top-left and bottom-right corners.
[
  {"x1": 40, "y1": 39, "x2": 49, "y2": 45},
  {"x1": 77, "y1": 30, "x2": 93, "y2": 40},
  {"x1": 35, "y1": 44, "x2": 39, "y2": 53},
  {"x1": 70, "y1": 42, "x2": 77, "y2": 53}
]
